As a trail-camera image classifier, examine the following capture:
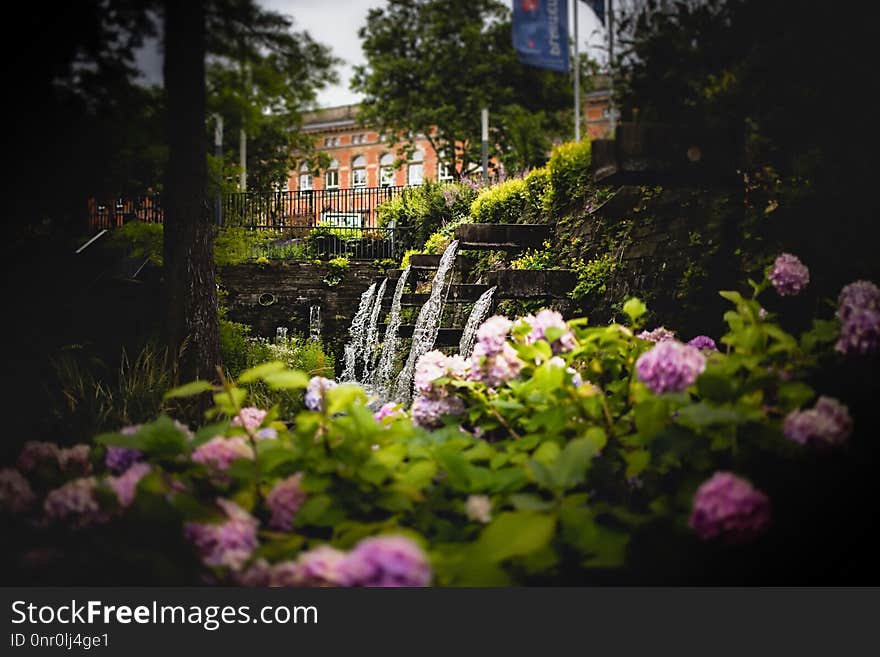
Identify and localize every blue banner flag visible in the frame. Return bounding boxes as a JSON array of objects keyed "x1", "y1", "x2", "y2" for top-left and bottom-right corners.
[
  {"x1": 585, "y1": 0, "x2": 605, "y2": 26},
  {"x1": 512, "y1": 0, "x2": 570, "y2": 73}
]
